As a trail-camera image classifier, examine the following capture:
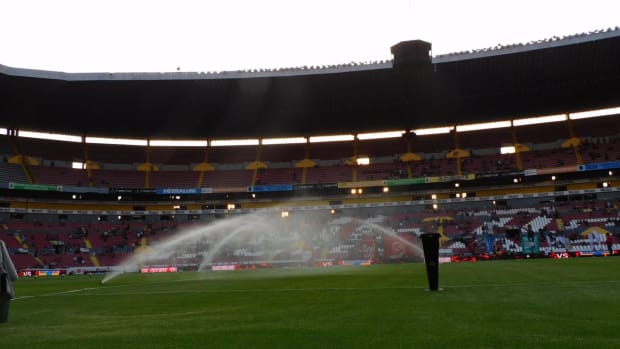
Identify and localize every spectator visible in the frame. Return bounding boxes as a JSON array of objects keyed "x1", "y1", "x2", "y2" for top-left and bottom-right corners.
[{"x1": 605, "y1": 233, "x2": 614, "y2": 253}]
